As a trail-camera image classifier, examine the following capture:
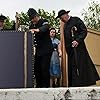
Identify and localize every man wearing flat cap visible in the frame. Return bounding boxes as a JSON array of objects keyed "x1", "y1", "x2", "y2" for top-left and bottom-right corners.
[
  {"x1": 27, "y1": 8, "x2": 53, "y2": 88},
  {"x1": 56, "y1": 9, "x2": 99, "y2": 87},
  {"x1": 0, "y1": 14, "x2": 7, "y2": 31}
]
